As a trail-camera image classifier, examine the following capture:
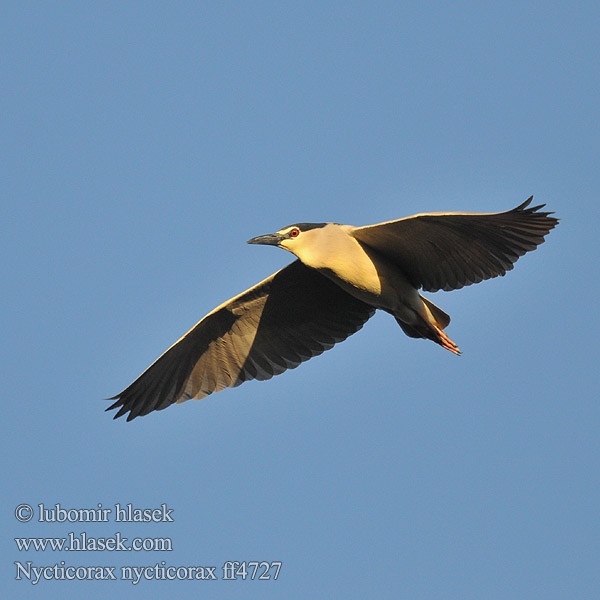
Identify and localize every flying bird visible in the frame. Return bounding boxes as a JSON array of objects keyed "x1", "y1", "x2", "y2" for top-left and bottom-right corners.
[{"x1": 108, "y1": 197, "x2": 558, "y2": 420}]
